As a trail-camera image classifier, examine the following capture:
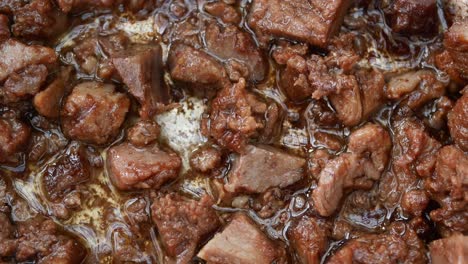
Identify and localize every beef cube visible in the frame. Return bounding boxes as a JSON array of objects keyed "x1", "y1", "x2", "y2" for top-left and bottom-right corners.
[
  {"x1": 0, "y1": 39, "x2": 56, "y2": 82},
  {"x1": 43, "y1": 143, "x2": 90, "y2": 202},
  {"x1": 151, "y1": 194, "x2": 220, "y2": 263},
  {"x1": 328, "y1": 223, "x2": 427, "y2": 263},
  {"x1": 190, "y1": 145, "x2": 222, "y2": 173},
  {"x1": 0, "y1": 213, "x2": 16, "y2": 257},
  {"x1": 61, "y1": 82, "x2": 130, "y2": 145},
  {"x1": 288, "y1": 216, "x2": 331, "y2": 264},
  {"x1": 329, "y1": 79, "x2": 362, "y2": 127},
  {"x1": 168, "y1": 43, "x2": 227, "y2": 88},
  {"x1": 429, "y1": 235, "x2": 468, "y2": 264},
  {"x1": 448, "y1": 91, "x2": 468, "y2": 151},
  {"x1": 445, "y1": 20, "x2": 468, "y2": 79},
  {"x1": 33, "y1": 67, "x2": 72, "y2": 119},
  {"x1": 198, "y1": 213, "x2": 285, "y2": 264},
  {"x1": 204, "y1": 2, "x2": 241, "y2": 24},
  {"x1": 3, "y1": 64, "x2": 48, "y2": 103},
  {"x1": 248, "y1": 0, "x2": 352, "y2": 47},
  {"x1": 279, "y1": 55, "x2": 312, "y2": 102},
  {"x1": 127, "y1": 120, "x2": 160, "y2": 147},
  {"x1": 390, "y1": 0, "x2": 437, "y2": 34},
  {"x1": 0, "y1": 14, "x2": 10, "y2": 42},
  {"x1": 112, "y1": 45, "x2": 169, "y2": 119},
  {"x1": 225, "y1": 145, "x2": 305, "y2": 193},
  {"x1": 205, "y1": 23, "x2": 267, "y2": 82},
  {"x1": 107, "y1": 142, "x2": 181, "y2": 190},
  {"x1": 356, "y1": 69, "x2": 386, "y2": 118},
  {"x1": 0, "y1": 112, "x2": 30, "y2": 164}
]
